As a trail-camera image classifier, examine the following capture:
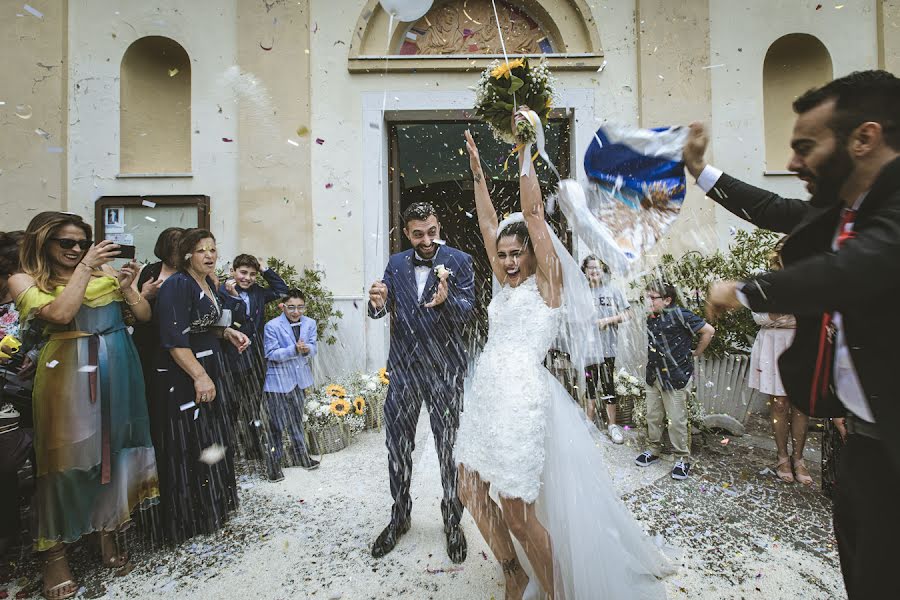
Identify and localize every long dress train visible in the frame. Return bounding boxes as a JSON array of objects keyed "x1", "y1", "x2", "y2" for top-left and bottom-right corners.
[{"x1": 455, "y1": 276, "x2": 673, "y2": 598}]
